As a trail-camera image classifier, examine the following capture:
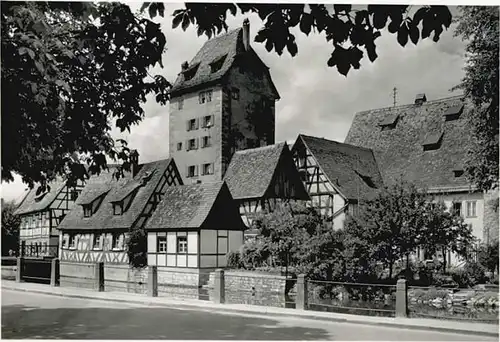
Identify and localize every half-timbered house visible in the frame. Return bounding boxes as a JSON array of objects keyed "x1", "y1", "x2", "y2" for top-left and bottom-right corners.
[
  {"x1": 291, "y1": 134, "x2": 384, "y2": 229},
  {"x1": 14, "y1": 178, "x2": 85, "y2": 257},
  {"x1": 57, "y1": 157, "x2": 183, "y2": 264},
  {"x1": 223, "y1": 142, "x2": 309, "y2": 234},
  {"x1": 145, "y1": 181, "x2": 246, "y2": 269}
]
